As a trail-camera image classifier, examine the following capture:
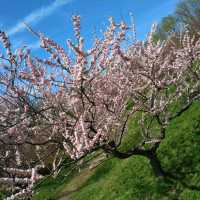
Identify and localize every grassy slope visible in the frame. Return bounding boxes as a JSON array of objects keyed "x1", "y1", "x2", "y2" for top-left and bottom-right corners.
[{"x1": 8, "y1": 101, "x2": 200, "y2": 200}]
